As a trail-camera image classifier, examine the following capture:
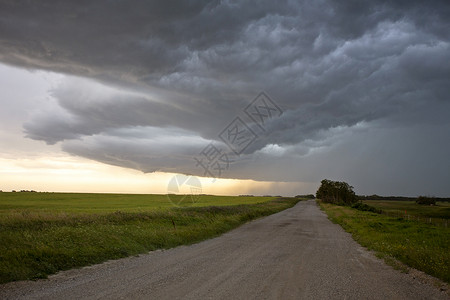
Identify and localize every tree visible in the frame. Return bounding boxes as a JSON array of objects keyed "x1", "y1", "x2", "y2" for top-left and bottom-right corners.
[{"x1": 316, "y1": 179, "x2": 357, "y2": 205}]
